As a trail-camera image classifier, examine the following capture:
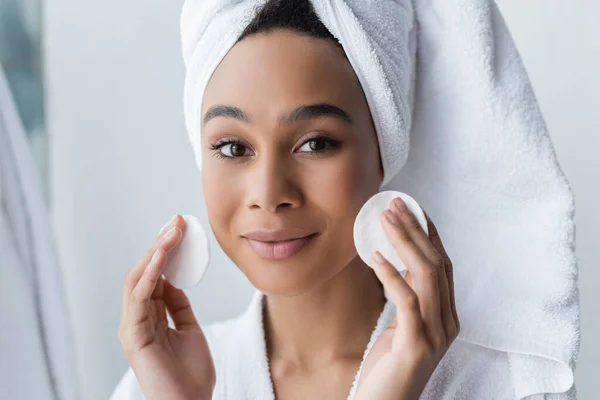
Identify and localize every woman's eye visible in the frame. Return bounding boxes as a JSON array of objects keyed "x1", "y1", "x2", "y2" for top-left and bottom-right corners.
[
  {"x1": 298, "y1": 137, "x2": 339, "y2": 153},
  {"x1": 221, "y1": 142, "x2": 249, "y2": 157},
  {"x1": 210, "y1": 140, "x2": 252, "y2": 160}
]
